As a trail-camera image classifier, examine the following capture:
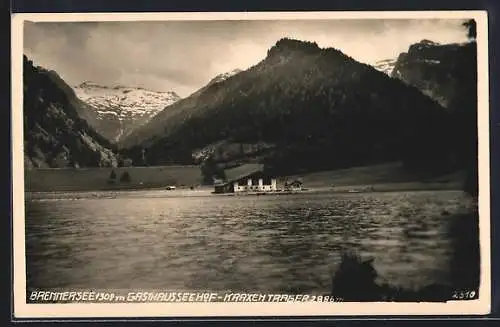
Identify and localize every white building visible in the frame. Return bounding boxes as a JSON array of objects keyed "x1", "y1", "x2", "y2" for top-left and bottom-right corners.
[
  {"x1": 213, "y1": 164, "x2": 279, "y2": 194},
  {"x1": 233, "y1": 177, "x2": 278, "y2": 193}
]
